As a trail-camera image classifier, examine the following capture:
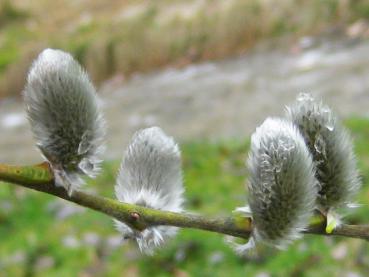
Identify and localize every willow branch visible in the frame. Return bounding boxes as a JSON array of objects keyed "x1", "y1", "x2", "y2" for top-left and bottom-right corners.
[{"x1": 0, "y1": 163, "x2": 368, "y2": 241}]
